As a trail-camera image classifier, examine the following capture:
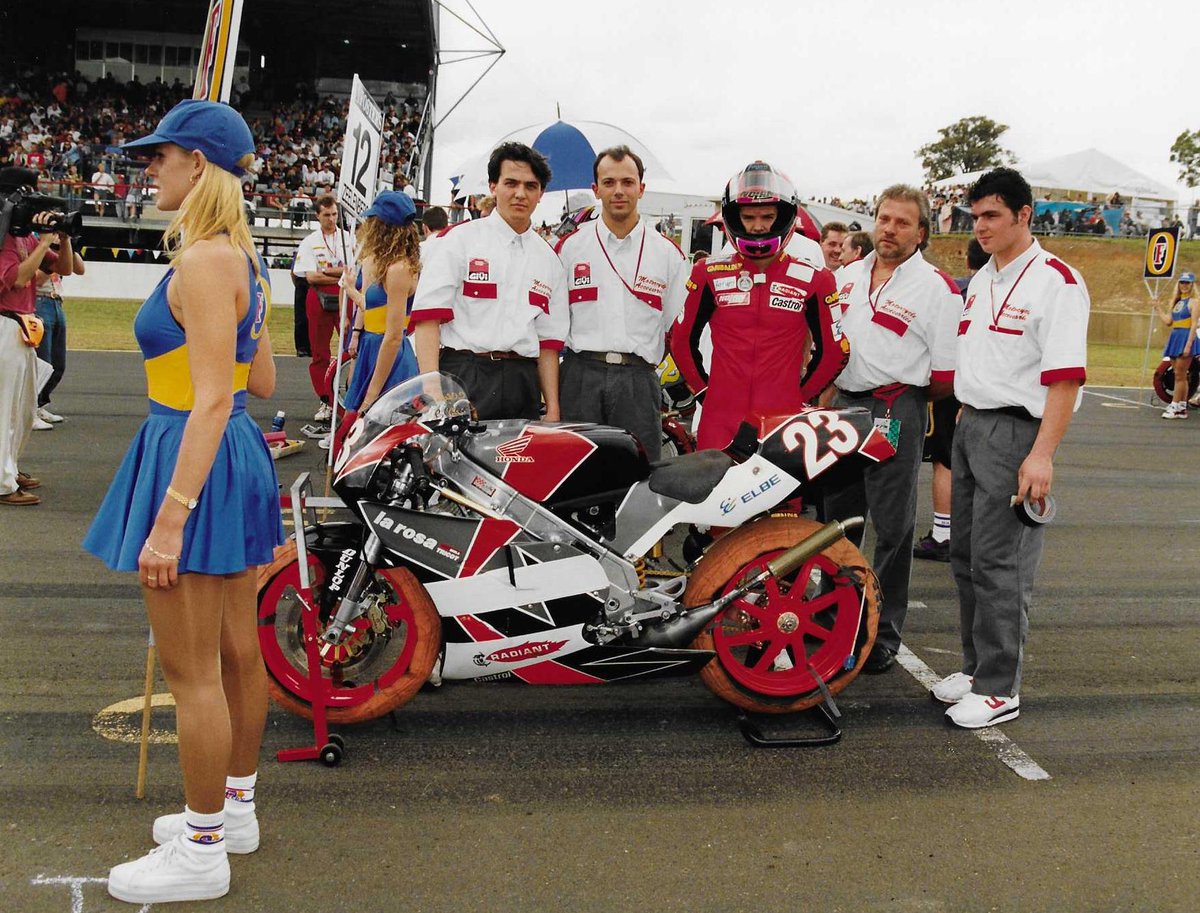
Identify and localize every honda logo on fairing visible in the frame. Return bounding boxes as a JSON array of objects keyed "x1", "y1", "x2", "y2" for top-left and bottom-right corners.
[
  {"x1": 484, "y1": 639, "x2": 567, "y2": 663},
  {"x1": 495, "y1": 434, "x2": 534, "y2": 464}
]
